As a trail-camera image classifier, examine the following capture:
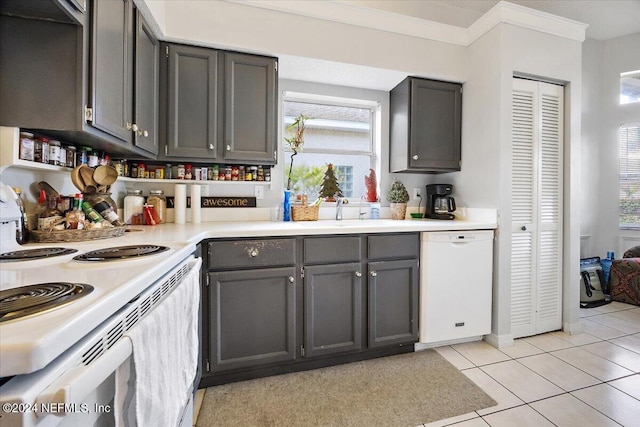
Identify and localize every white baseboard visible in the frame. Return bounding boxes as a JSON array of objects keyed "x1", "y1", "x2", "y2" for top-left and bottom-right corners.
[{"x1": 484, "y1": 333, "x2": 514, "y2": 349}]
